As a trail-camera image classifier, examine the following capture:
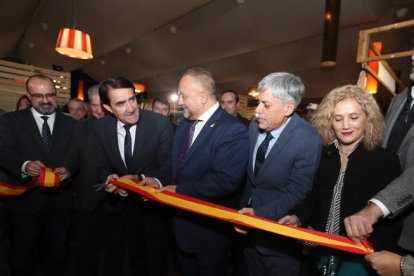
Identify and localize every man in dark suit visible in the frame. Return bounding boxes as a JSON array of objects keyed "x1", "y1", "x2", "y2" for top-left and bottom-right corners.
[
  {"x1": 68, "y1": 84, "x2": 125, "y2": 276},
  {"x1": 236, "y1": 72, "x2": 322, "y2": 275},
  {"x1": 152, "y1": 96, "x2": 177, "y2": 131},
  {"x1": 0, "y1": 74, "x2": 77, "y2": 276},
  {"x1": 344, "y1": 54, "x2": 414, "y2": 274},
  {"x1": 95, "y1": 76, "x2": 173, "y2": 276},
  {"x1": 142, "y1": 67, "x2": 249, "y2": 276},
  {"x1": 219, "y1": 89, "x2": 251, "y2": 127}
]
